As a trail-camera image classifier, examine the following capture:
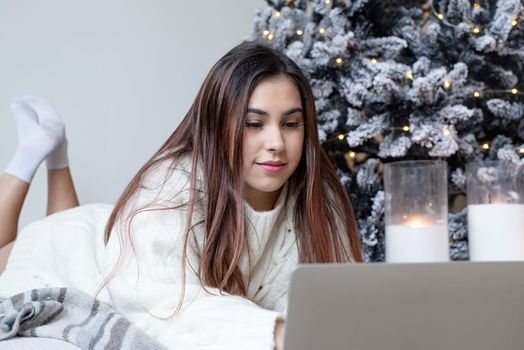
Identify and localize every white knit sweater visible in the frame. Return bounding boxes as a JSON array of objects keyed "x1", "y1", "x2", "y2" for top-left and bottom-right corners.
[{"x1": 0, "y1": 157, "x2": 299, "y2": 350}]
